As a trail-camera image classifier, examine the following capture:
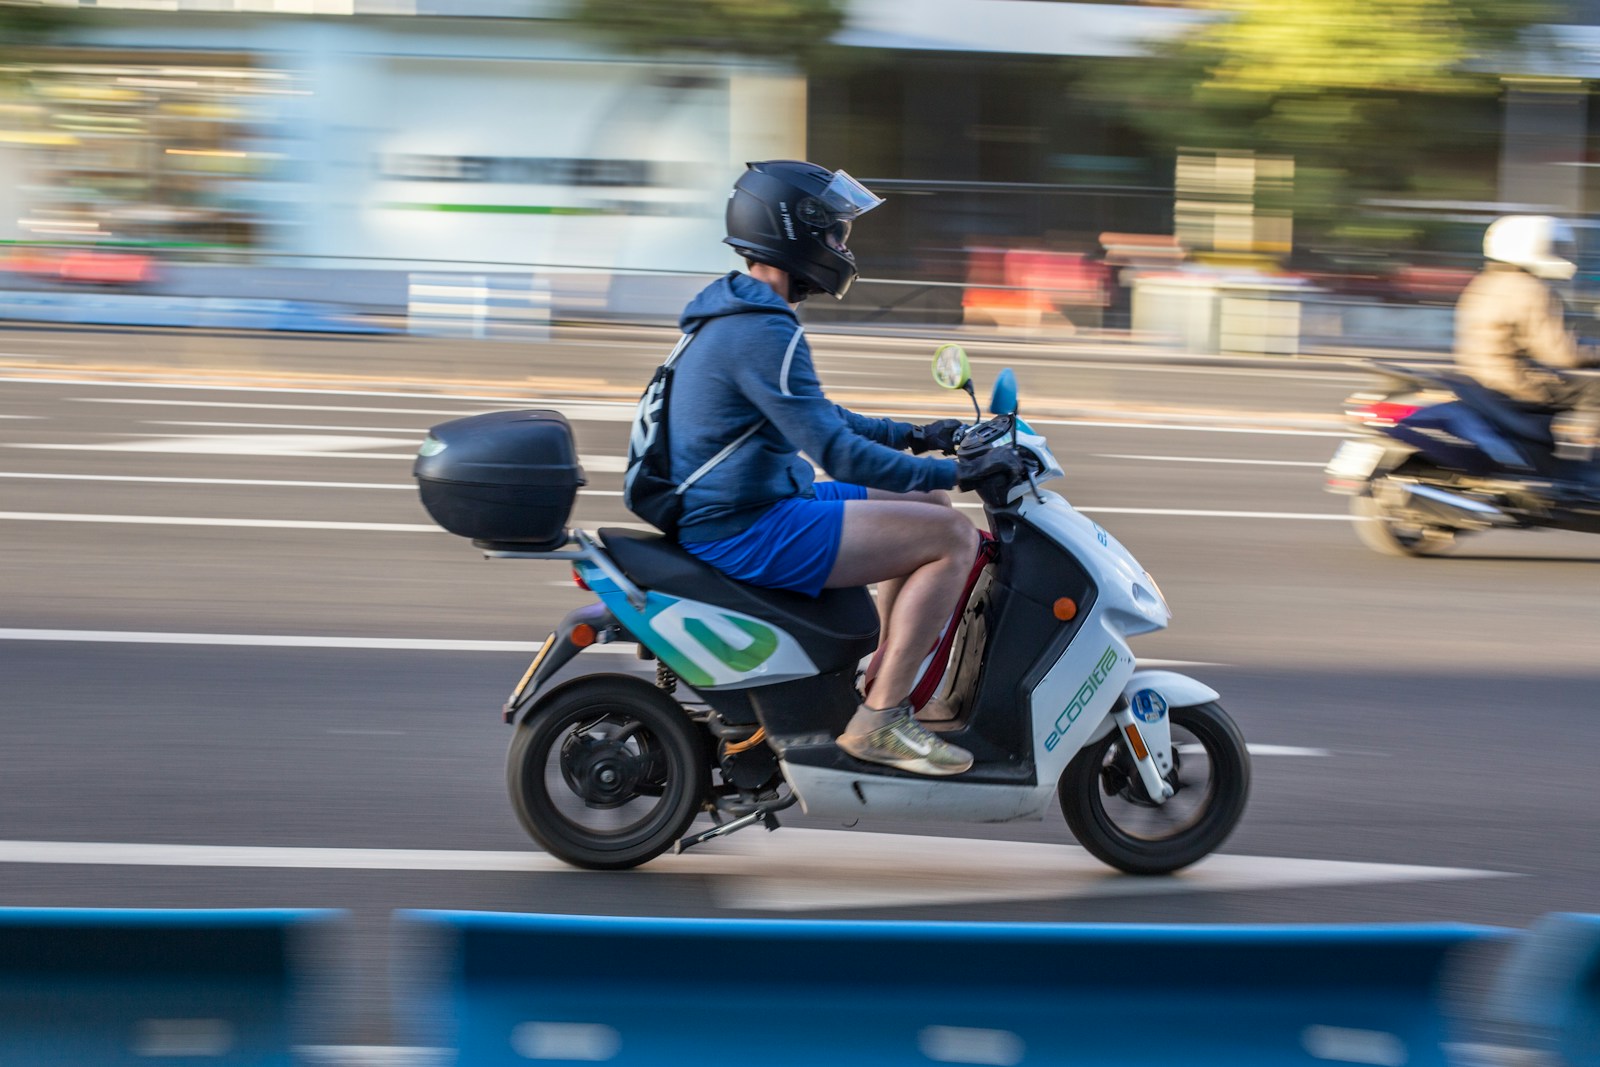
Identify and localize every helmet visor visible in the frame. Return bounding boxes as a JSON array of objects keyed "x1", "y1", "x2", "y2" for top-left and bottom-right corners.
[{"x1": 817, "y1": 170, "x2": 883, "y2": 221}]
